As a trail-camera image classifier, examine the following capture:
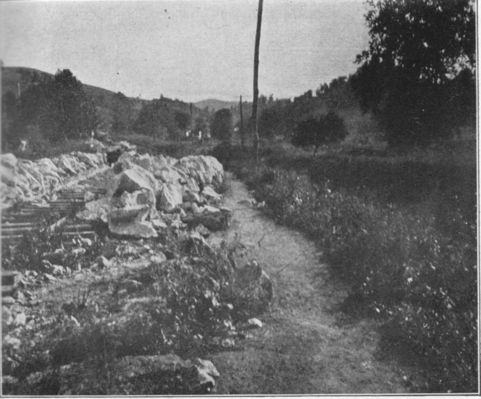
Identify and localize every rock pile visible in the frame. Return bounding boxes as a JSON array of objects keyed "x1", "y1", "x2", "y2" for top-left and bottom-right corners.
[
  {"x1": 1, "y1": 152, "x2": 106, "y2": 208},
  {"x1": 78, "y1": 149, "x2": 228, "y2": 238}
]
